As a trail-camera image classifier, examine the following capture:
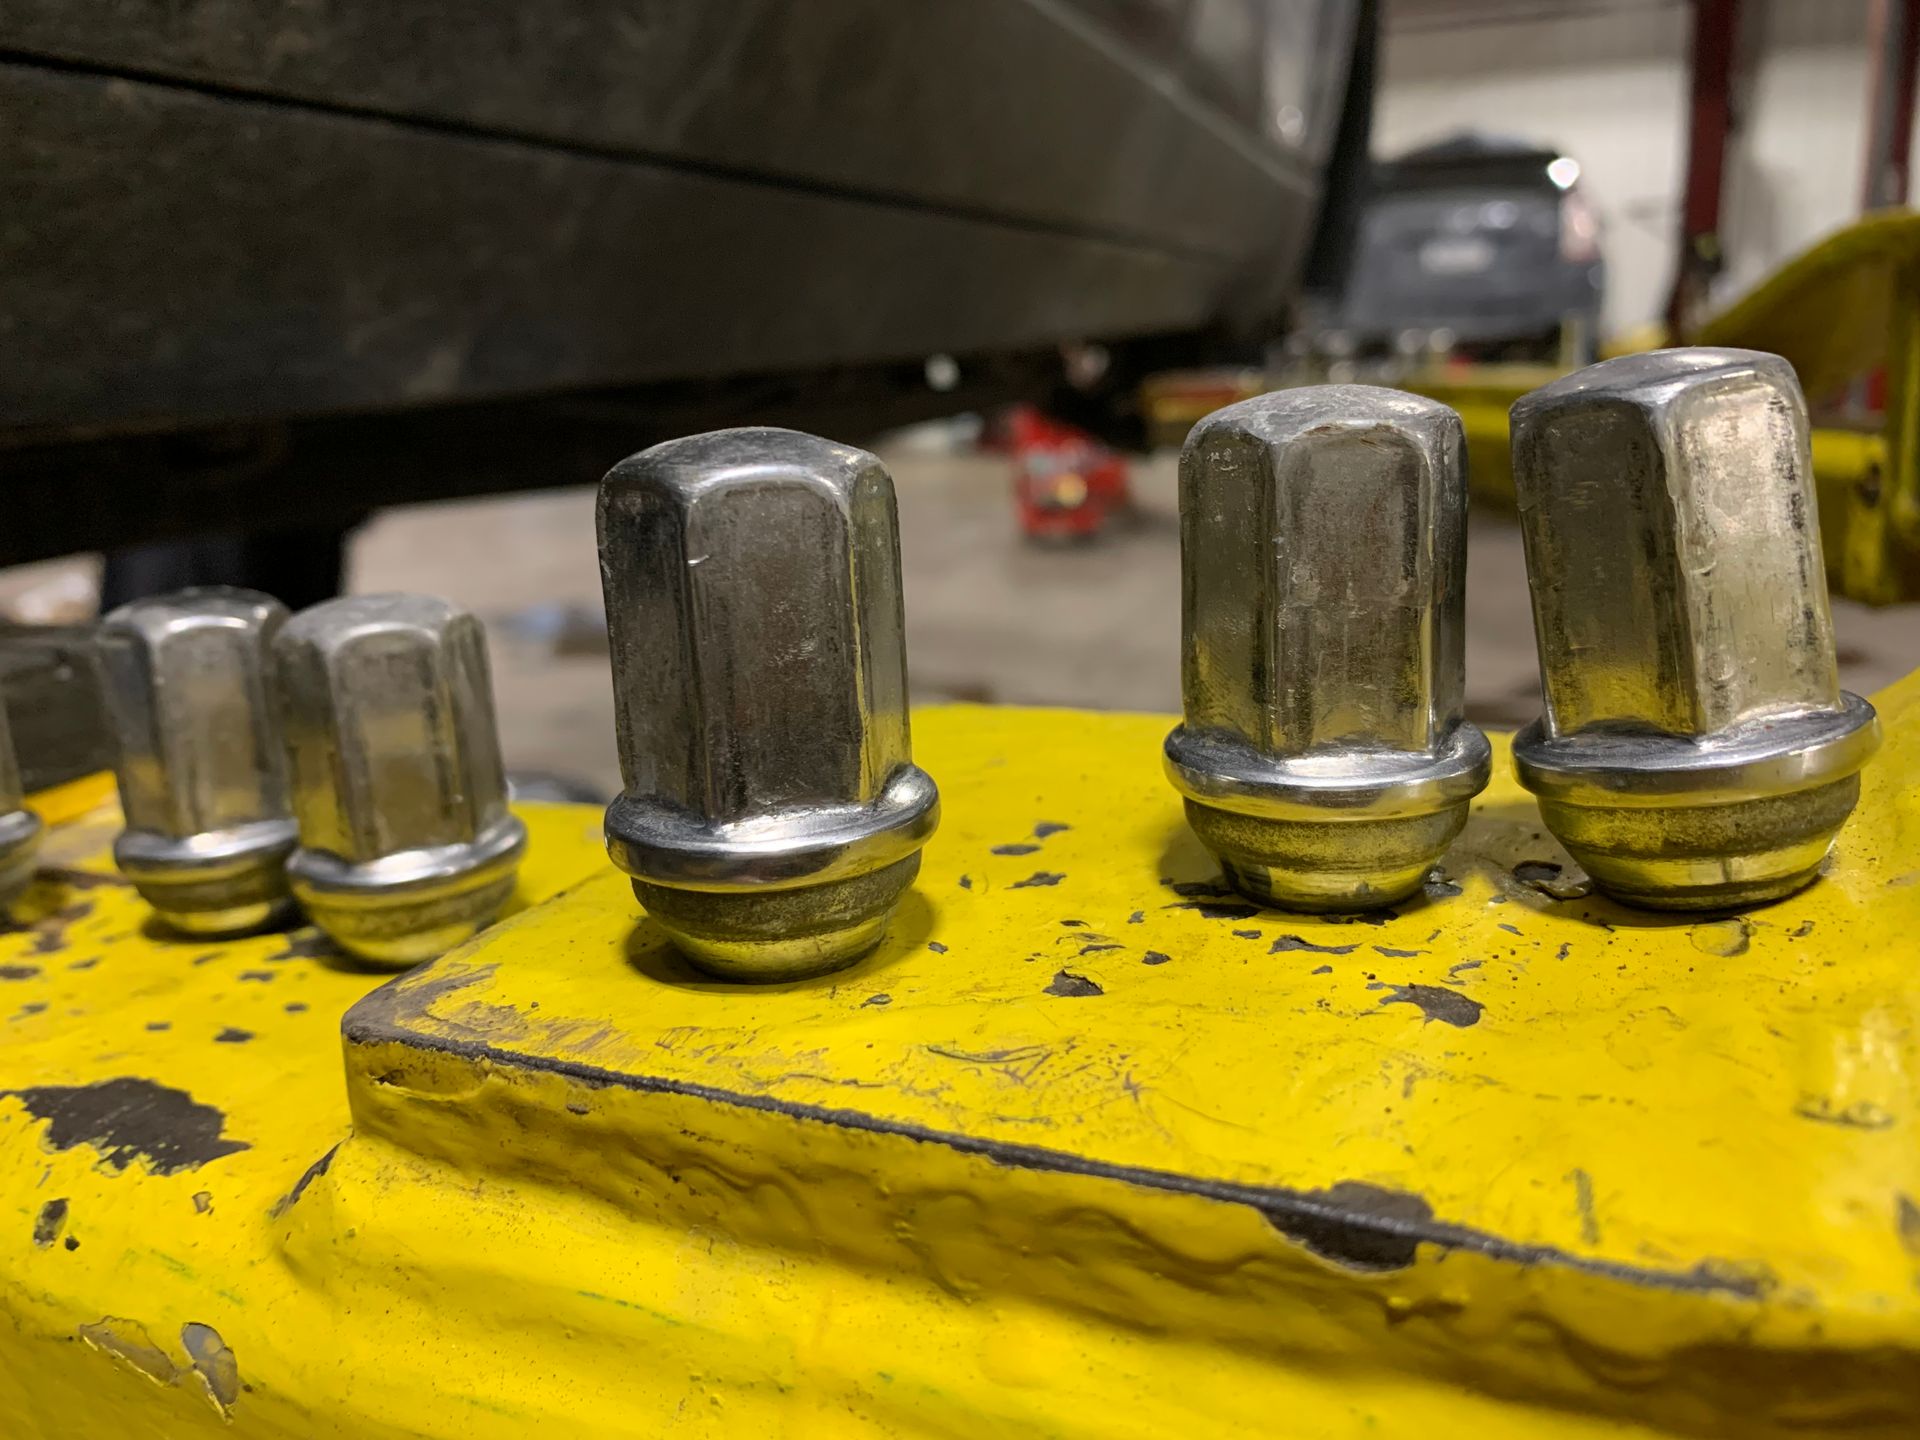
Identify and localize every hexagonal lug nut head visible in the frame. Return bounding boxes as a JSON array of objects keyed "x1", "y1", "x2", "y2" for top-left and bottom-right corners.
[
  {"x1": 1164, "y1": 386, "x2": 1490, "y2": 912},
  {"x1": 1510, "y1": 348, "x2": 1879, "y2": 910},
  {"x1": 95, "y1": 588, "x2": 297, "y2": 935},
  {"x1": 0, "y1": 689, "x2": 42, "y2": 910},
  {"x1": 598, "y1": 427, "x2": 938, "y2": 981},
  {"x1": 276, "y1": 594, "x2": 527, "y2": 966}
]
